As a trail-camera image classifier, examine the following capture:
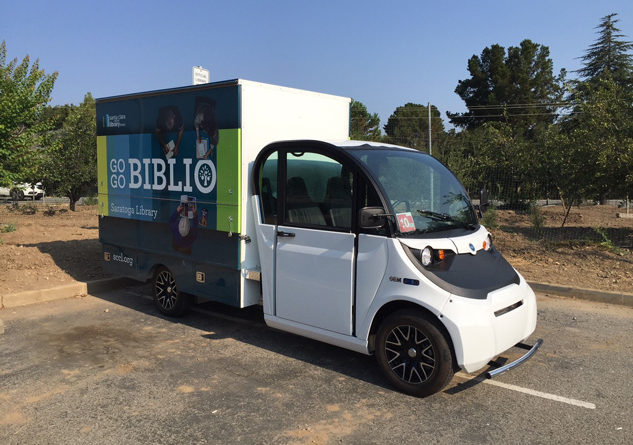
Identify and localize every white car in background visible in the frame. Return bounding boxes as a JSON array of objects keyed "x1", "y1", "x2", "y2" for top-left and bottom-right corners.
[{"x1": 0, "y1": 182, "x2": 45, "y2": 200}]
